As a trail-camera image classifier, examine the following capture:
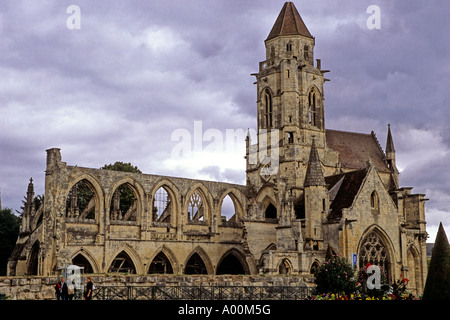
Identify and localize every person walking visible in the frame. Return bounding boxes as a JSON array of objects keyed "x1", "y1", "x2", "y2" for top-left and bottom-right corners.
[{"x1": 84, "y1": 277, "x2": 93, "y2": 300}]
